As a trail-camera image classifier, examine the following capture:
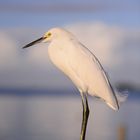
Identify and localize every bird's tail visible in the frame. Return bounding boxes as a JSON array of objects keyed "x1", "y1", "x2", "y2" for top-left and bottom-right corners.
[
  {"x1": 116, "y1": 90, "x2": 128, "y2": 105},
  {"x1": 107, "y1": 90, "x2": 128, "y2": 111}
]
